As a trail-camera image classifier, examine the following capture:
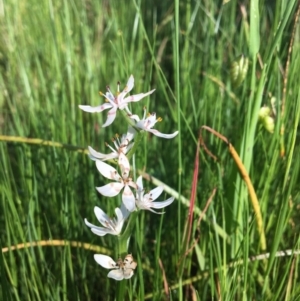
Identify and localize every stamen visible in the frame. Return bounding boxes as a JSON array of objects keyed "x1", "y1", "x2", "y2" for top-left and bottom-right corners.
[{"x1": 157, "y1": 117, "x2": 162, "y2": 122}]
